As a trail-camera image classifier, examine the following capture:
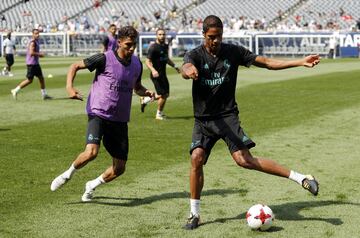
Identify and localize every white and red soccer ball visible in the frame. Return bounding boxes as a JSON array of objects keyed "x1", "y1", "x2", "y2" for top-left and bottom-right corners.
[{"x1": 246, "y1": 204, "x2": 275, "y2": 231}]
